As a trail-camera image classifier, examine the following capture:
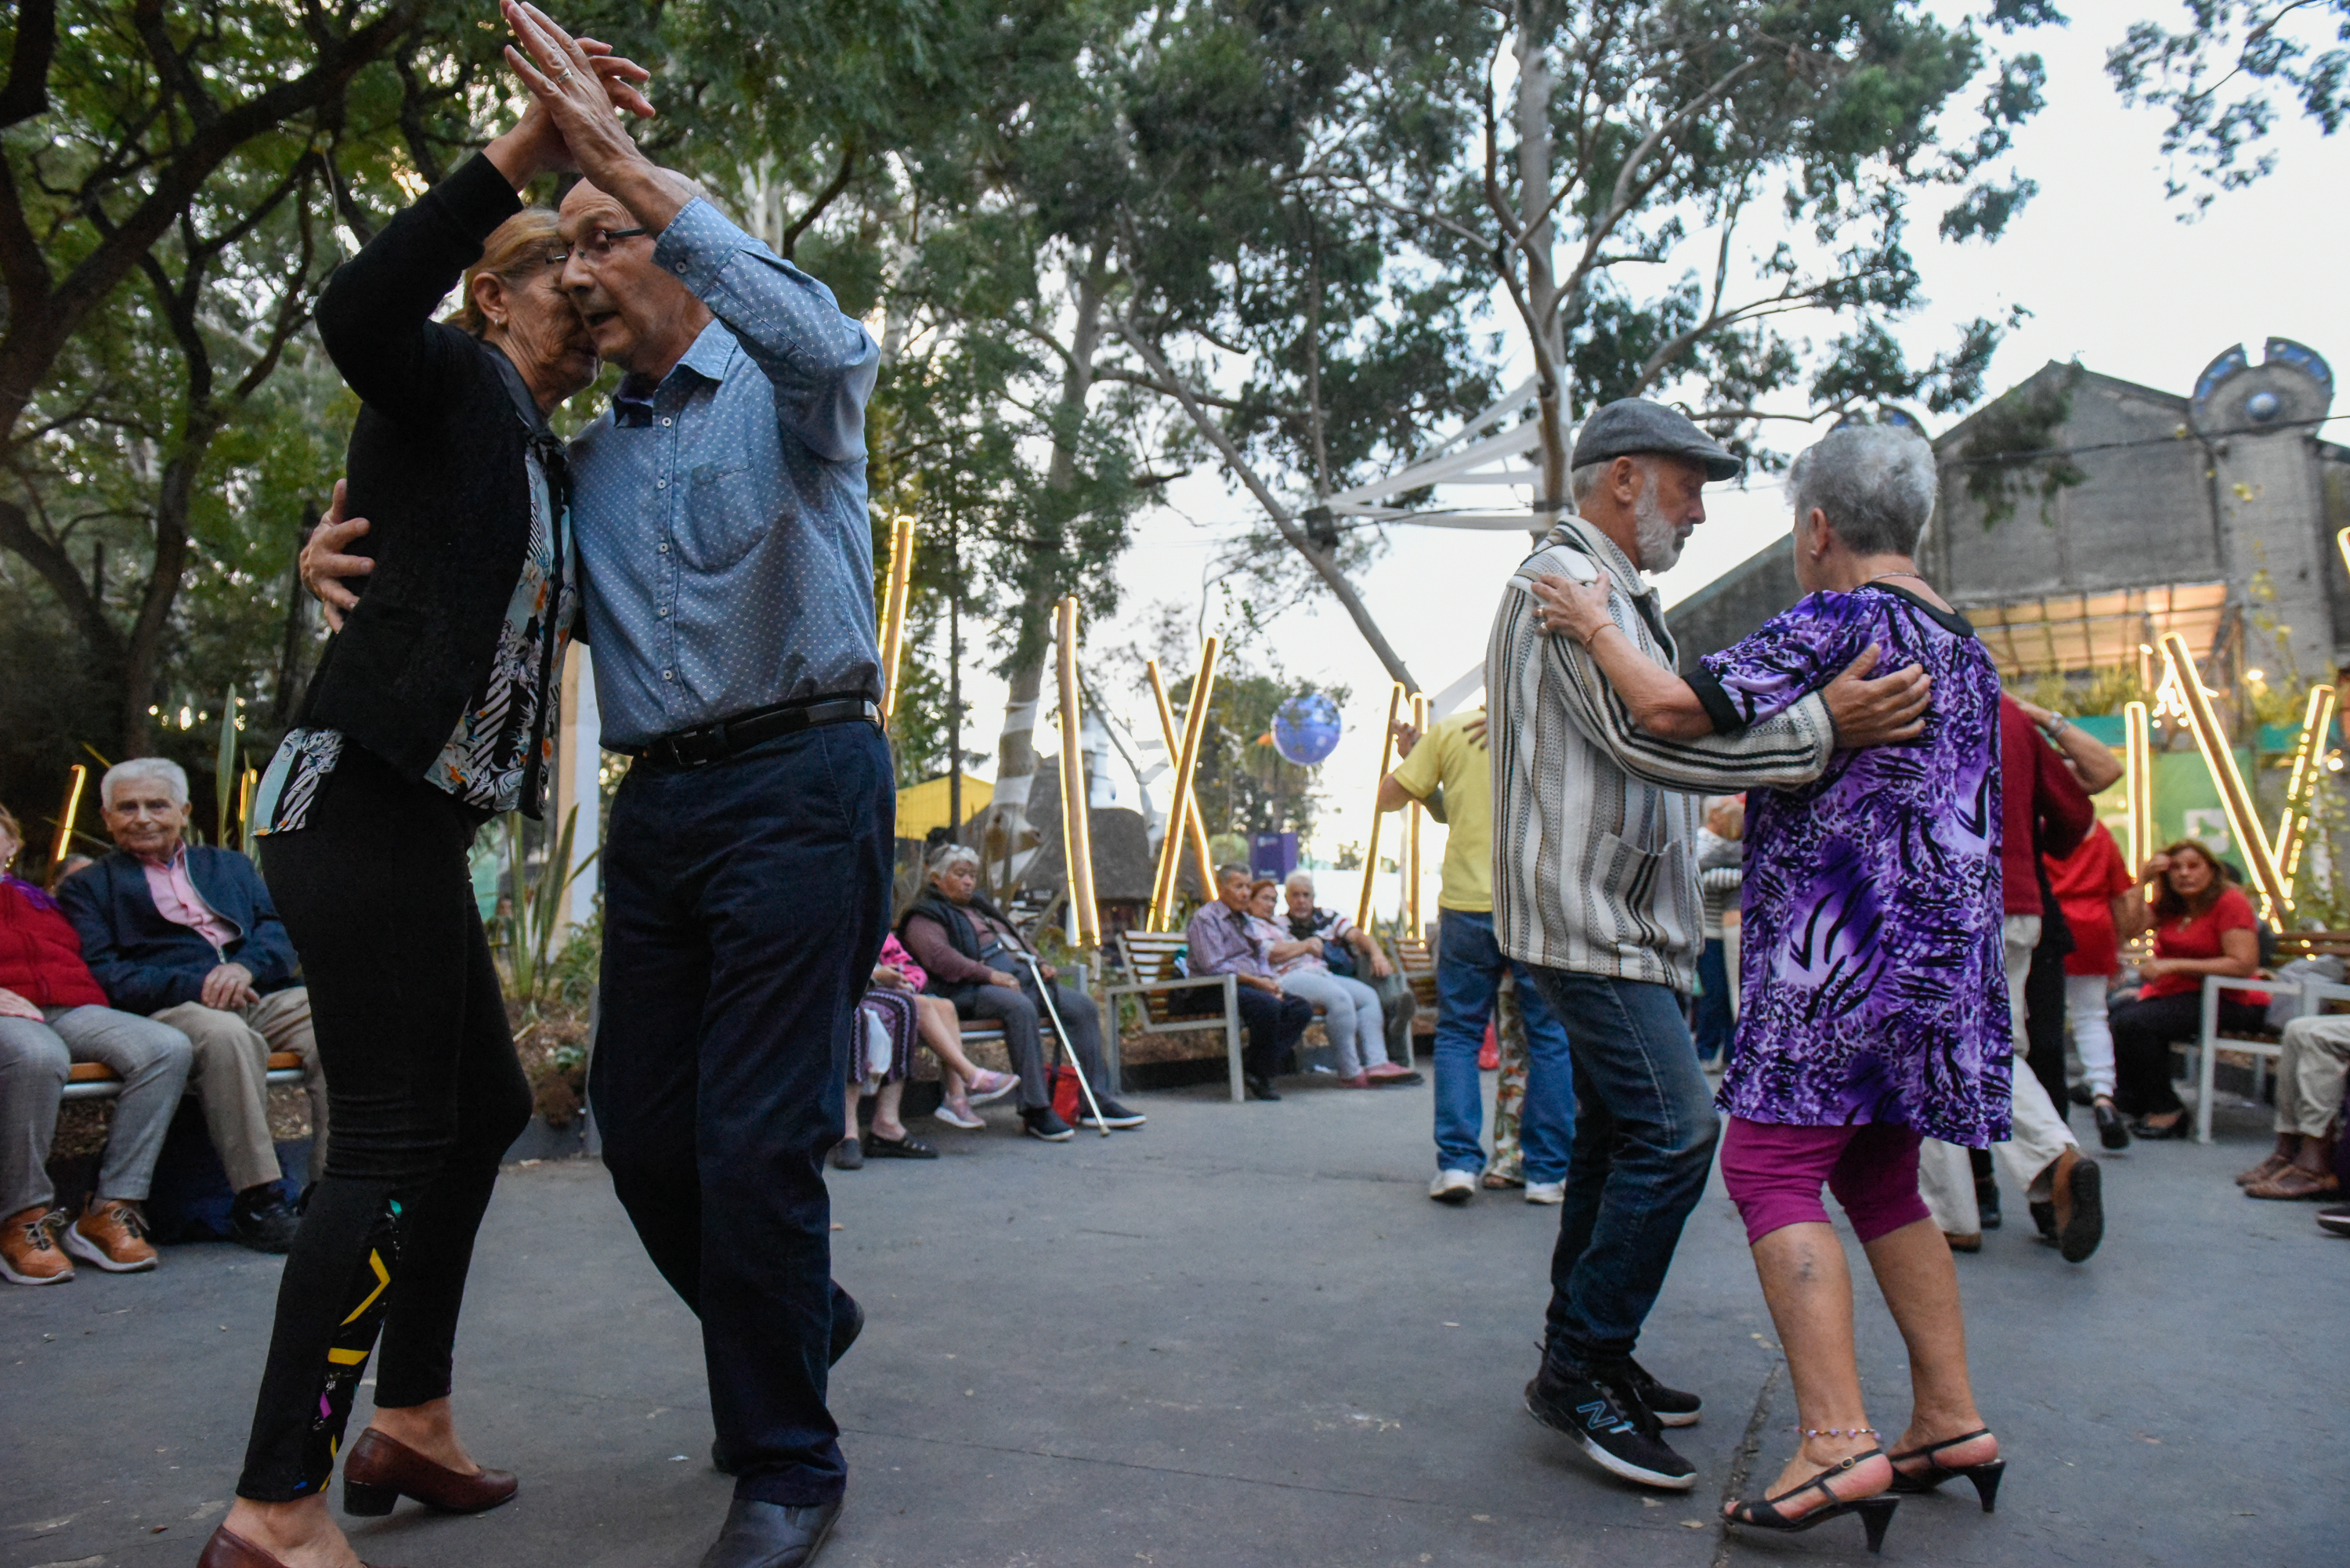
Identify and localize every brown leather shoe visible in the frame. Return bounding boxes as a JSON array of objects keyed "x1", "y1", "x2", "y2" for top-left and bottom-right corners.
[
  {"x1": 1944, "y1": 1231, "x2": 1982, "y2": 1253},
  {"x1": 341, "y1": 1426, "x2": 516, "y2": 1516},
  {"x1": 196, "y1": 1523, "x2": 404, "y2": 1567},
  {"x1": 1, "y1": 1205, "x2": 73, "y2": 1285},
  {"x1": 66, "y1": 1196, "x2": 157, "y2": 1273}
]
